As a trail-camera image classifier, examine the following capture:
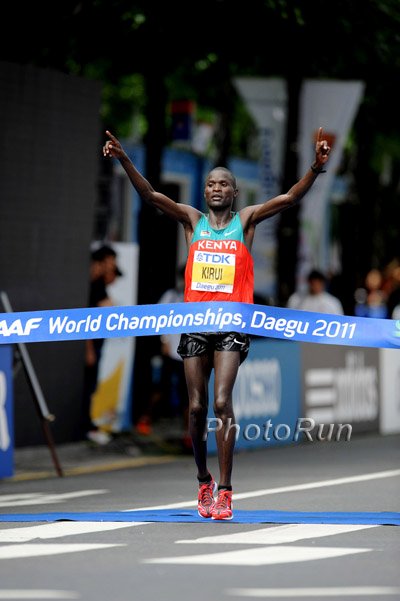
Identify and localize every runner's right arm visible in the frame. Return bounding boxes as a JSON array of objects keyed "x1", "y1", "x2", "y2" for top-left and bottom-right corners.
[{"x1": 103, "y1": 130, "x2": 201, "y2": 228}]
